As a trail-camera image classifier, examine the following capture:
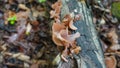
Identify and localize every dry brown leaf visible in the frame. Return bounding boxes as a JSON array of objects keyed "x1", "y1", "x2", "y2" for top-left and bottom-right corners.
[
  {"x1": 16, "y1": 11, "x2": 29, "y2": 21},
  {"x1": 71, "y1": 46, "x2": 81, "y2": 54},
  {"x1": 105, "y1": 56, "x2": 116, "y2": 68},
  {"x1": 30, "y1": 63, "x2": 39, "y2": 68},
  {"x1": 12, "y1": 53, "x2": 30, "y2": 61},
  {"x1": 18, "y1": 4, "x2": 29, "y2": 11},
  {"x1": 4, "y1": 11, "x2": 16, "y2": 24},
  {"x1": 107, "y1": 28, "x2": 118, "y2": 45},
  {"x1": 108, "y1": 44, "x2": 120, "y2": 52}
]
